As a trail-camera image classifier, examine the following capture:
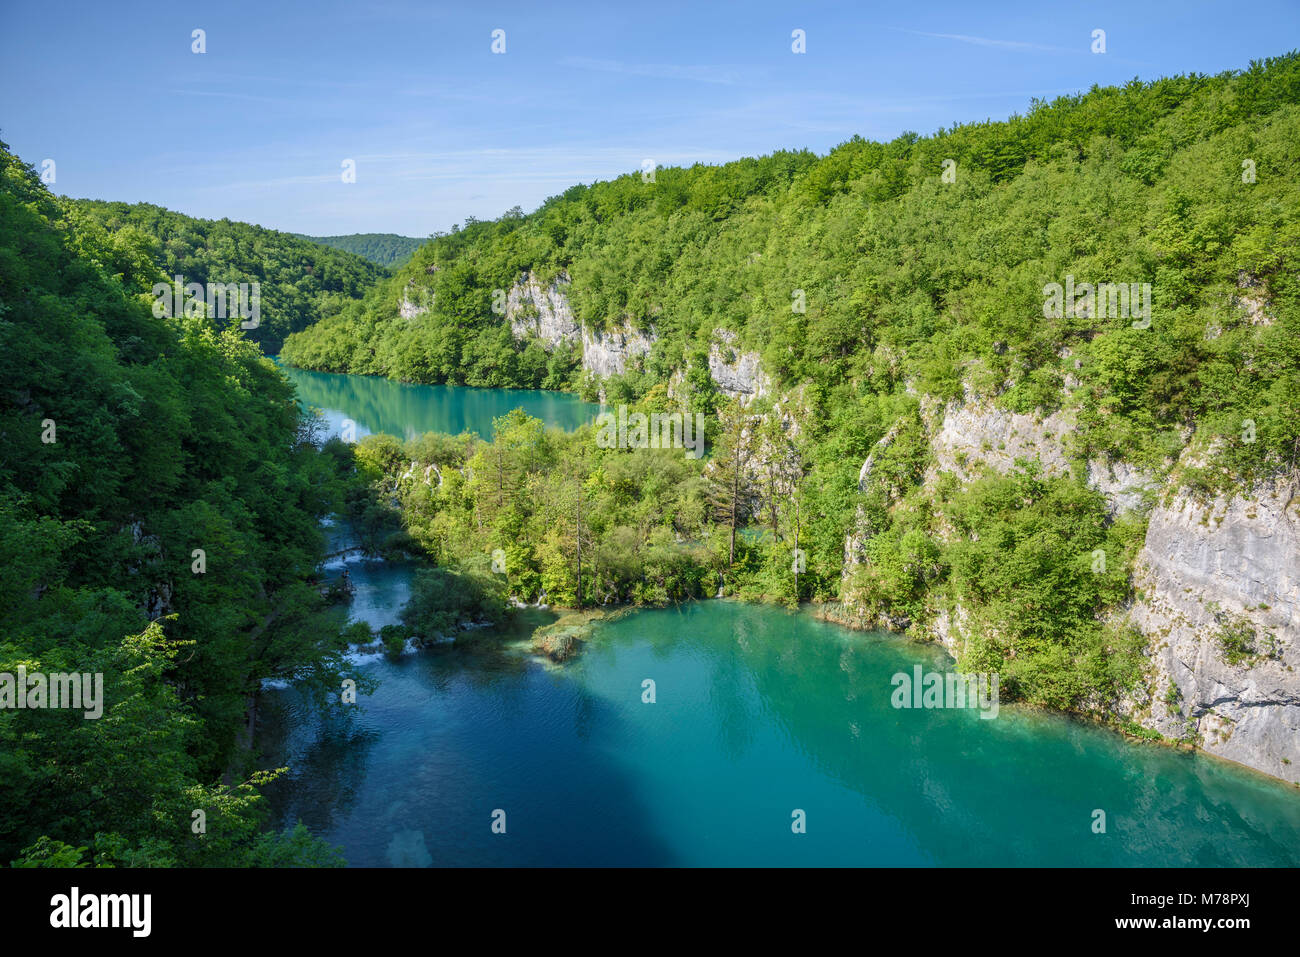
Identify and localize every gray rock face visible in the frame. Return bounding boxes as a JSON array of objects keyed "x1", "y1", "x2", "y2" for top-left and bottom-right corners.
[
  {"x1": 741, "y1": 384, "x2": 809, "y2": 526},
  {"x1": 399, "y1": 282, "x2": 431, "y2": 319},
  {"x1": 1086, "y1": 459, "x2": 1157, "y2": 517},
  {"x1": 581, "y1": 322, "x2": 656, "y2": 377},
  {"x1": 495, "y1": 269, "x2": 654, "y2": 379},
  {"x1": 928, "y1": 398, "x2": 1073, "y2": 483},
  {"x1": 505, "y1": 271, "x2": 579, "y2": 347},
  {"x1": 927, "y1": 395, "x2": 1154, "y2": 516},
  {"x1": 1232, "y1": 271, "x2": 1275, "y2": 327},
  {"x1": 1127, "y1": 479, "x2": 1300, "y2": 783},
  {"x1": 495, "y1": 275, "x2": 768, "y2": 403},
  {"x1": 708, "y1": 329, "x2": 770, "y2": 400},
  {"x1": 928, "y1": 606, "x2": 969, "y2": 659}
]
